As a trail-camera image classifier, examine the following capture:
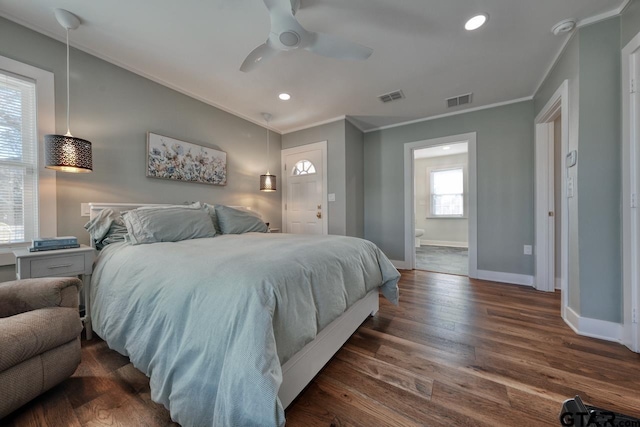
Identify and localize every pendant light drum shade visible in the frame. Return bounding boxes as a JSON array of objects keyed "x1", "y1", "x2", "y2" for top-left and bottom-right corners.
[
  {"x1": 44, "y1": 134, "x2": 92, "y2": 173},
  {"x1": 44, "y1": 9, "x2": 93, "y2": 174},
  {"x1": 260, "y1": 173, "x2": 276, "y2": 192},
  {"x1": 259, "y1": 112, "x2": 276, "y2": 192}
]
